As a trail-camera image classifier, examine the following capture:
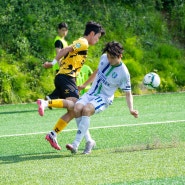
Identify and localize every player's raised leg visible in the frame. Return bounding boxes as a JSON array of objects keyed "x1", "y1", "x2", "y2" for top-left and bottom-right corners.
[{"x1": 36, "y1": 99, "x2": 75, "y2": 116}]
